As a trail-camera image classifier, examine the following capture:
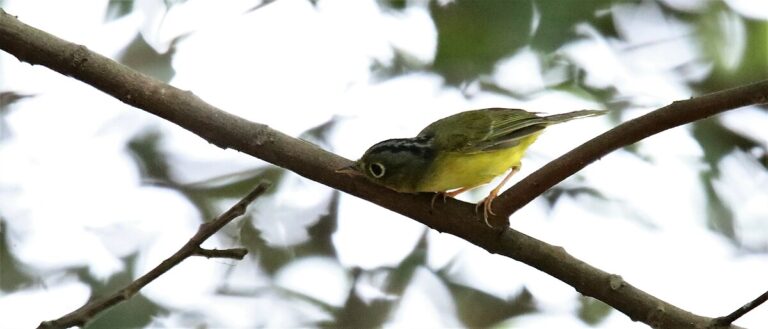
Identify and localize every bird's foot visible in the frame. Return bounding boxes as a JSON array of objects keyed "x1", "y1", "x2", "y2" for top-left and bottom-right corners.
[
  {"x1": 475, "y1": 192, "x2": 498, "y2": 227},
  {"x1": 430, "y1": 192, "x2": 450, "y2": 209},
  {"x1": 431, "y1": 187, "x2": 473, "y2": 209}
]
